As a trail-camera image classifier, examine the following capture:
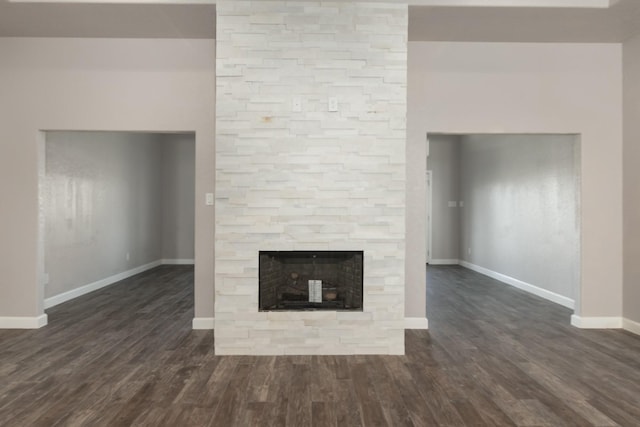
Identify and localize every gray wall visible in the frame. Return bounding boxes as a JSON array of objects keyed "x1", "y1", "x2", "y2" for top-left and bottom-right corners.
[
  {"x1": 458, "y1": 134, "x2": 580, "y2": 301},
  {"x1": 0, "y1": 38, "x2": 624, "y2": 325},
  {"x1": 427, "y1": 134, "x2": 461, "y2": 262},
  {"x1": 161, "y1": 134, "x2": 195, "y2": 261},
  {"x1": 407, "y1": 42, "x2": 621, "y2": 321},
  {"x1": 45, "y1": 131, "x2": 195, "y2": 299},
  {"x1": 623, "y1": 34, "x2": 640, "y2": 324},
  {"x1": 0, "y1": 38, "x2": 215, "y2": 322}
]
